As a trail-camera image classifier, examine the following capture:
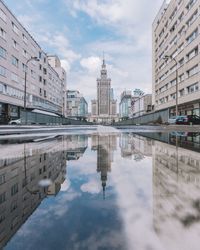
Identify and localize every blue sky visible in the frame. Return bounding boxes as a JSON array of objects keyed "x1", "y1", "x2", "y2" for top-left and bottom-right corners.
[{"x1": 4, "y1": 0, "x2": 165, "y2": 108}]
